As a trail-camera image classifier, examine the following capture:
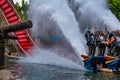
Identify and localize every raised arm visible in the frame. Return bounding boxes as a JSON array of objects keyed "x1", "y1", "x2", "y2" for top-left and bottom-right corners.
[
  {"x1": 108, "y1": 36, "x2": 116, "y2": 45},
  {"x1": 94, "y1": 24, "x2": 97, "y2": 35},
  {"x1": 104, "y1": 25, "x2": 108, "y2": 33}
]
